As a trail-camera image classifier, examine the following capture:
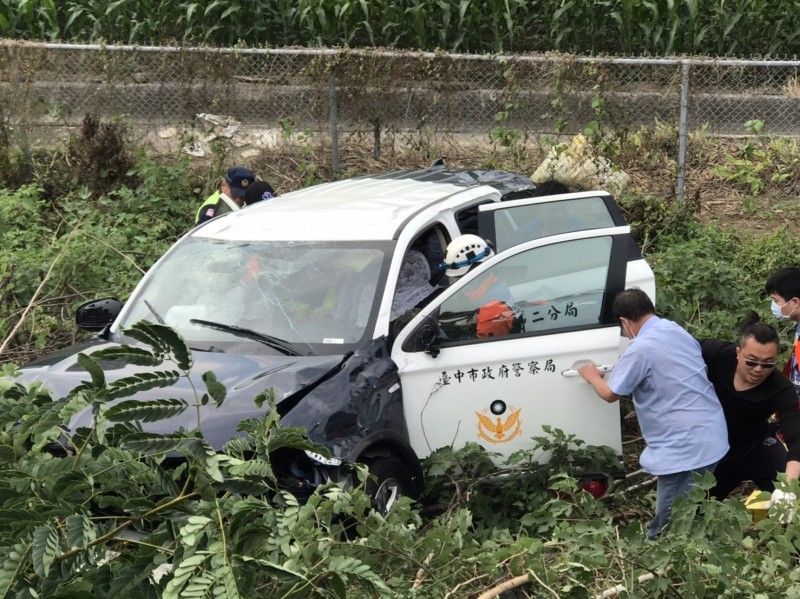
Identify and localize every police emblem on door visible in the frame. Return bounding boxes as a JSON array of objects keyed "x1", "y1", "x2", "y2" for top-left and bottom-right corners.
[{"x1": 476, "y1": 400, "x2": 522, "y2": 444}]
